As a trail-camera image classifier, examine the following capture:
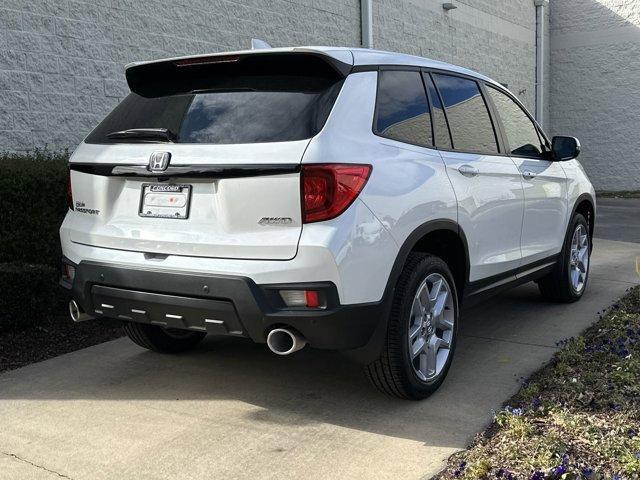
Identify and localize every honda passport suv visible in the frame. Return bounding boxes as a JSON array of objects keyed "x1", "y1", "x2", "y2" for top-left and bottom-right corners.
[{"x1": 61, "y1": 47, "x2": 595, "y2": 399}]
